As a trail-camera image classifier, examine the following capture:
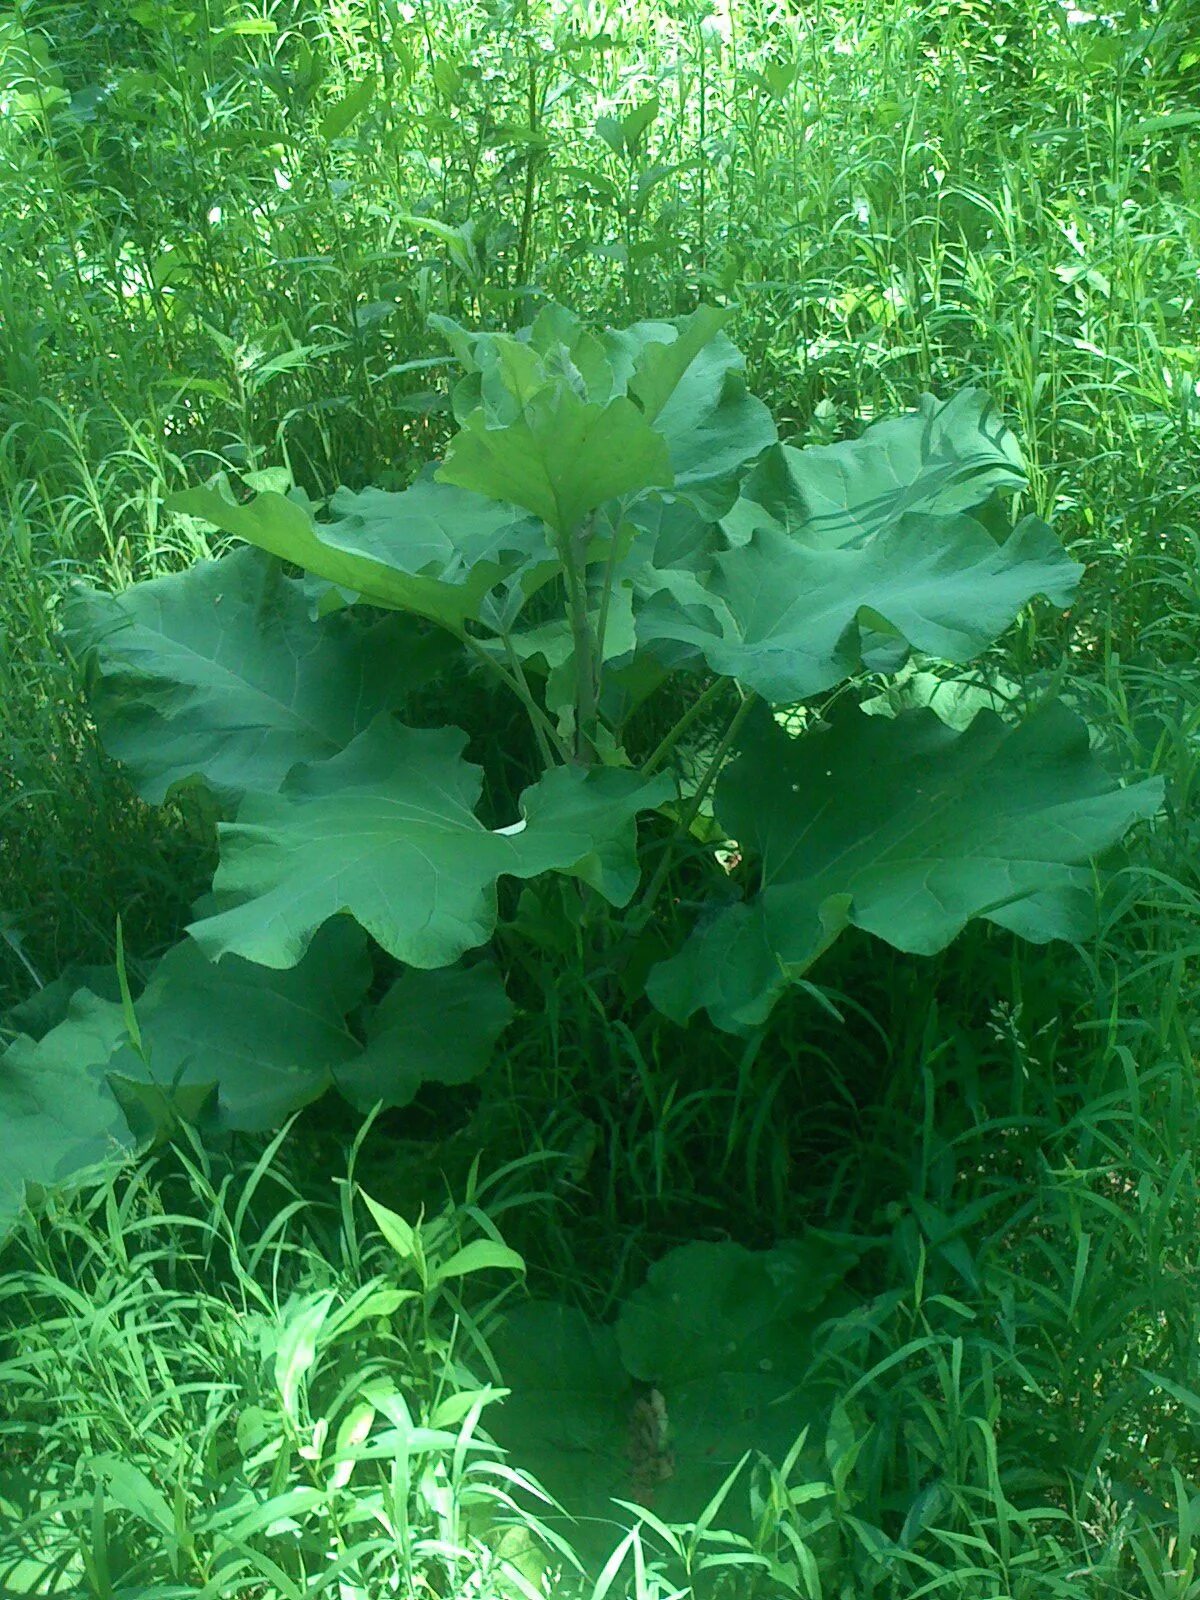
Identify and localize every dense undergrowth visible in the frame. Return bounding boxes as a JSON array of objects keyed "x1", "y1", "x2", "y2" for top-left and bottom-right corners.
[{"x1": 3, "y1": 0, "x2": 1200, "y2": 1594}]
